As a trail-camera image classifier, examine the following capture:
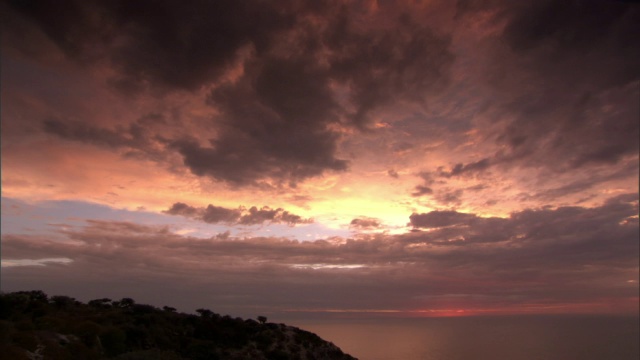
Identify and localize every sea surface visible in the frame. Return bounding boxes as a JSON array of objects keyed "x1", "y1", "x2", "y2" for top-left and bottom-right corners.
[{"x1": 290, "y1": 315, "x2": 639, "y2": 360}]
